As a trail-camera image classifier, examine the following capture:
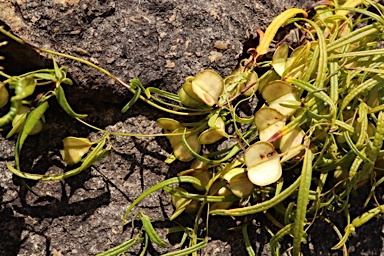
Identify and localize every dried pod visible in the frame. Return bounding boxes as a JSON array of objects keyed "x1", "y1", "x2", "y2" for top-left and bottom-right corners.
[
  {"x1": 261, "y1": 80, "x2": 298, "y2": 116},
  {"x1": 272, "y1": 44, "x2": 289, "y2": 76},
  {"x1": 198, "y1": 117, "x2": 226, "y2": 144},
  {"x1": 223, "y1": 168, "x2": 254, "y2": 198},
  {"x1": 245, "y1": 141, "x2": 282, "y2": 186},
  {"x1": 254, "y1": 107, "x2": 286, "y2": 142},
  {"x1": 157, "y1": 118, "x2": 183, "y2": 132},
  {"x1": 170, "y1": 187, "x2": 199, "y2": 220},
  {"x1": 178, "y1": 168, "x2": 212, "y2": 192},
  {"x1": 168, "y1": 128, "x2": 201, "y2": 162}
]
